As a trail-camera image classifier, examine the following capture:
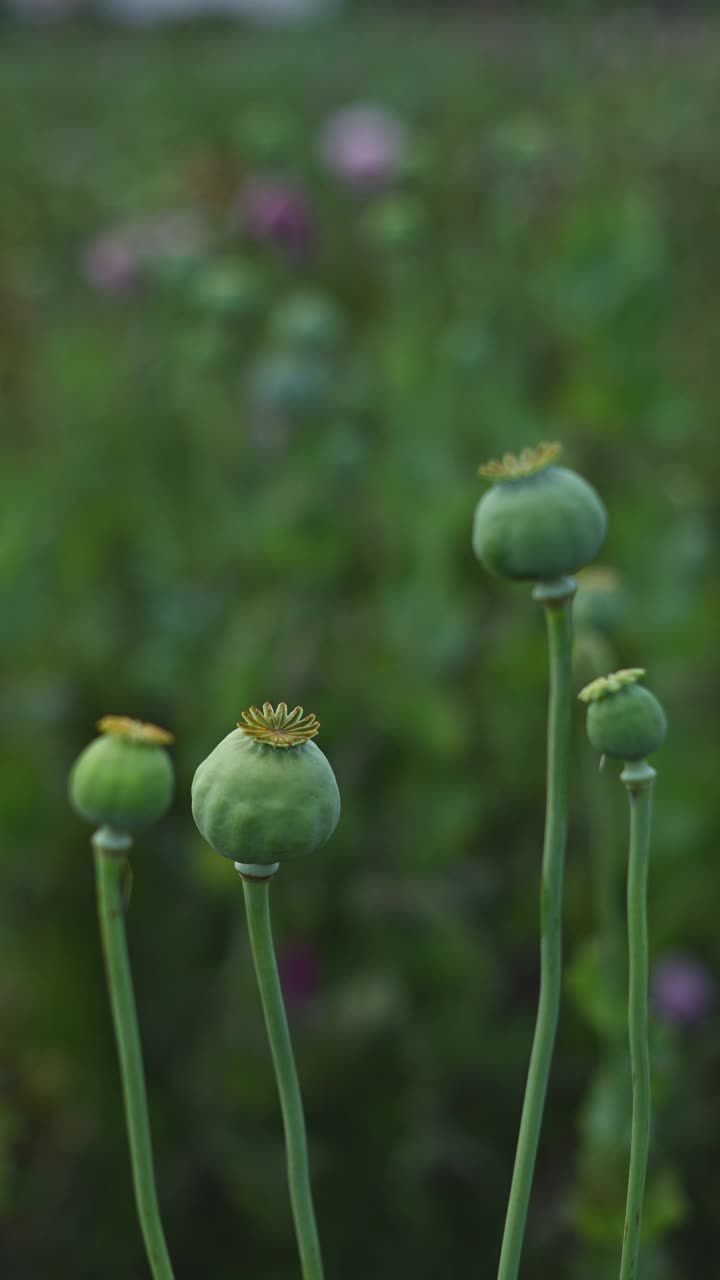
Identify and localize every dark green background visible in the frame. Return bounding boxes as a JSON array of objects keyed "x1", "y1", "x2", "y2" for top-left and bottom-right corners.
[{"x1": 1, "y1": 14, "x2": 719, "y2": 1279}]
